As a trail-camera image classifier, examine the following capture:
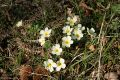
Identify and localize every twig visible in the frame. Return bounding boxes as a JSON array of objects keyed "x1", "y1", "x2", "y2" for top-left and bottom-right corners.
[
  {"x1": 97, "y1": 35, "x2": 104, "y2": 80},
  {"x1": 97, "y1": 12, "x2": 106, "y2": 80},
  {"x1": 70, "y1": 52, "x2": 83, "y2": 63},
  {"x1": 97, "y1": 13, "x2": 106, "y2": 44}
]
